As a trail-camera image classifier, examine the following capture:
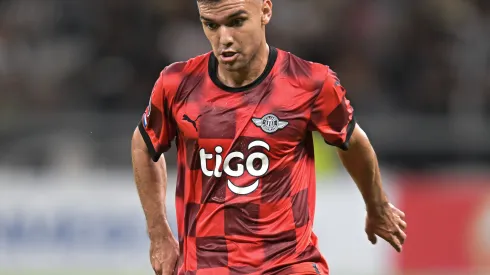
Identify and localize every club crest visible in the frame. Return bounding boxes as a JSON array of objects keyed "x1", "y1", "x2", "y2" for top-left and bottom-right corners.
[{"x1": 252, "y1": 114, "x2": 288, "y2": 134}]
